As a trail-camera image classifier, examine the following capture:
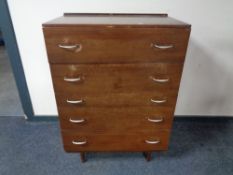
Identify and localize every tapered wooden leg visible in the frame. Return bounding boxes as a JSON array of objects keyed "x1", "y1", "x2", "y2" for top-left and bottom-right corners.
[
  {"x1": 80, "y1": 152, "x2": 86, "y2": 162},
  {"x1": 143, "y1": 152, "x2": 152, "y2": 161}
]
